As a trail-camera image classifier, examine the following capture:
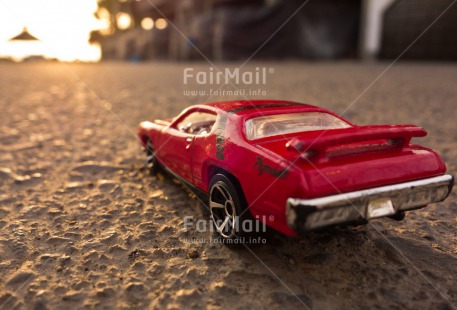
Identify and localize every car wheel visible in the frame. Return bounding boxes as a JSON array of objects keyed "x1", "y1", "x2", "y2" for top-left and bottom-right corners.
[
  {"x1": 209, "y1": 174, "x2": 252, "y2": 244},
  {"x1": 145, "y1": 140, "x2": 159, "y2": 175}
]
